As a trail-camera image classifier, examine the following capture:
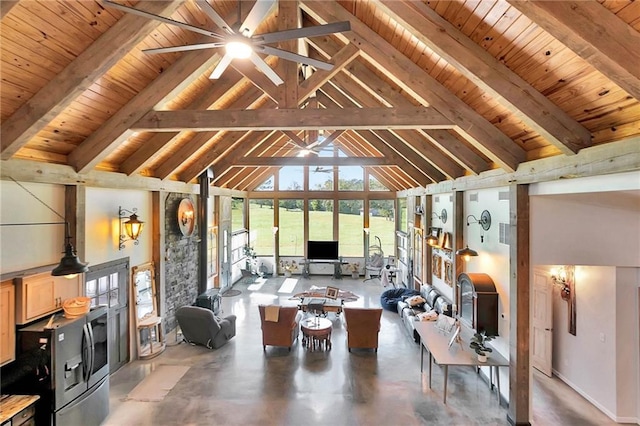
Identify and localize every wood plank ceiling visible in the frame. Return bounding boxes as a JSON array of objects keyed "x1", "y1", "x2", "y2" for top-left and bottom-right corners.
[{"x1": 1, "y1": 0, "x2": 639, "y2": 192}]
